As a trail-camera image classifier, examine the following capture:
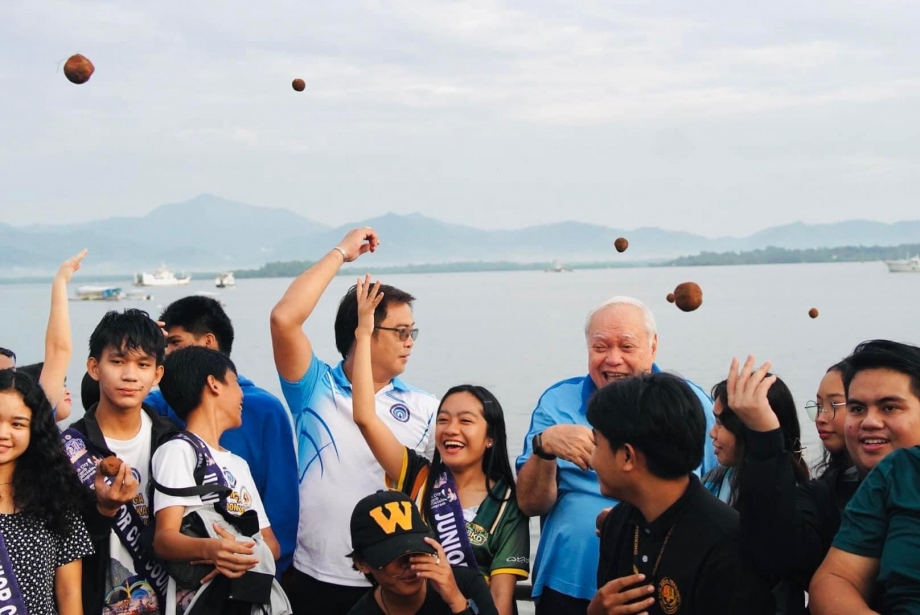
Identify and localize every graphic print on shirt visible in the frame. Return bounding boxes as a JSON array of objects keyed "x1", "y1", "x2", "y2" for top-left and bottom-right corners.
[
  {"x1": 104, "y1": 413, "x2": 161, "y2": 615},
  {"x1": 169, "y1": 449, "x2": 265, "y2": 615}
]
